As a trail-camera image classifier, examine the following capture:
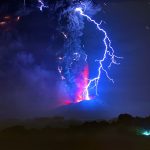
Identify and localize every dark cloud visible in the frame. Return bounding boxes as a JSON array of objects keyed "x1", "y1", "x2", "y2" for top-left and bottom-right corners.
[
  {"x1": 0, "y1": 50, "x2": 61, "y2": 118},
  {"x1": 0, "y1": 5, "x2": 66, "y2": 119}
]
